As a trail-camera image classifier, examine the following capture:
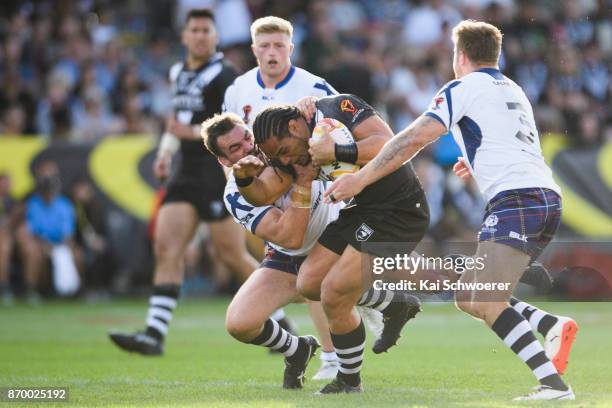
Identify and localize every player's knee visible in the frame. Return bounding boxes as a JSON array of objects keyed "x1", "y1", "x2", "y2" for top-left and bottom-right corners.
[
  {"x1": 154, "y1": 236, "x2": 180, "y2": 264},
  {"x1": 454, "y1": 291, "x2": 483, "y2": 318},
  {"x1": 225, "y1": 312, "x2": 257, "y2": 343}
]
